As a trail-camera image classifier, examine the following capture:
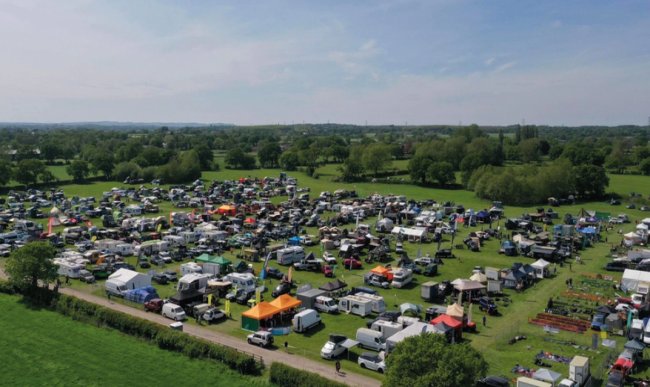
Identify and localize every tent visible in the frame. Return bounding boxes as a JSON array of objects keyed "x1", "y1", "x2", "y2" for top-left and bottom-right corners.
[
  {"x1": 531, "y1": 259, "x2": 551, "y2": 279},
  {"x1": 217, "y1": 205, "x2": 236, "y2": 216},
  {"x1": 624, "y1": 339, "x2": 645, "y2": 354},
  {"x1": 446, "y1": 303, "x2": 464, "y2": 320},
  {"x1": 195, "y1": 254, "x2": 231, "y2": 273},
  {"x1": 288, "y1": 236, "x2": 301, "y2": 246},
  {"x1": 533, "y1": 368, "x2": 562, "y2": 386},
  {"x1": 621, "y1": 269, "x2": 650, "y2": 293},
  {"x1": 390, "y1": 226, "x2": 427, "y2": 242},
  {"x1": 431, "y1": 314, "x2": 463, "y2": 341},
  {"x1": 451, "y1": 279, "x2": 486, "y2": 292},
  {"x1": 371, "y1": 265, "x2": 394, "y2": 281},
  {"x1": 319, "y1": 279, "x2": 348, "y2": 294},
  {"x1": 269, "y1": 294, "x2": 301, "y2": 313},
  {"x1": 241, "y1": 302, "x2": 280, "y2": 331},
  {"x1": 469, "y1": 272, "x2": 487, "y2": 284},
  {"x1": 400, "y1": 303, "x2": 421, "y2": 316}
]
